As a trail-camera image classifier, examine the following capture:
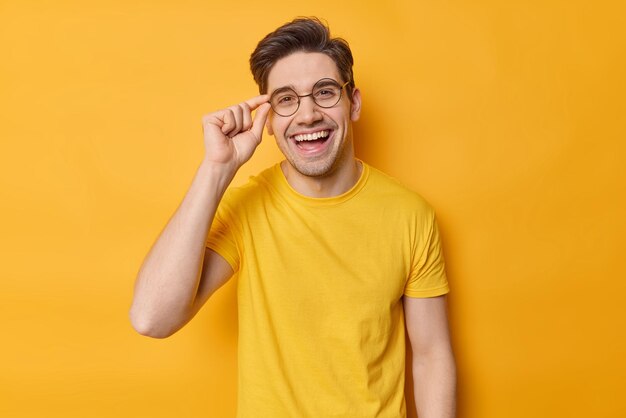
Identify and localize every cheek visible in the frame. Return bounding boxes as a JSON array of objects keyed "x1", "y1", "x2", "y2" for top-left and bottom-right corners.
[
  {"x1": 271, "y1": 118, "x2": 292, "y2": 138},
  {"x1": 331, "y1": 108, "x2": 351, "y2": 128}
]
